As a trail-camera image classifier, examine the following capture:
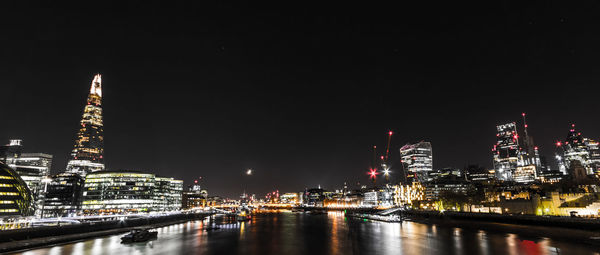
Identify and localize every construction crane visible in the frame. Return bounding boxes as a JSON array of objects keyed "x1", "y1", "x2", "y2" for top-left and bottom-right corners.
[{"x1": 382, "y1": 131, "x2": 393, "y2": 182}]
